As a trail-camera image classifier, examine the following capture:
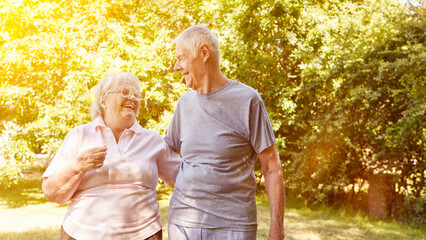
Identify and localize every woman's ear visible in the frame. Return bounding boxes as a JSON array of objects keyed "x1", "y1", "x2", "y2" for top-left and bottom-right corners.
[{"x1": 100, "y1": 100, "x2": 106, "y2": 110}]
